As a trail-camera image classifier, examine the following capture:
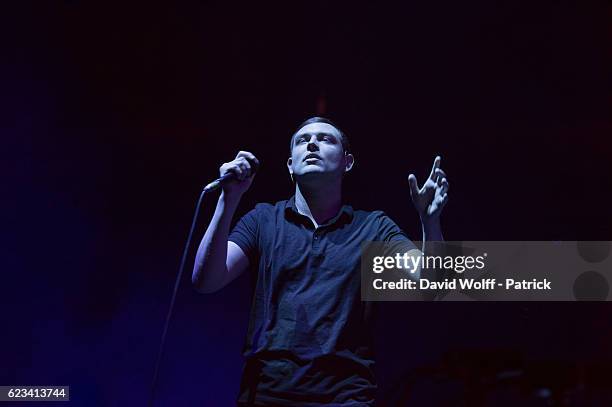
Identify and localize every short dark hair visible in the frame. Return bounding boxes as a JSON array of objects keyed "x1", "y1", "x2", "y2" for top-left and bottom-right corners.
[{"x1": 289, "y1": 117, "x2": 350, "y2": 155}]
